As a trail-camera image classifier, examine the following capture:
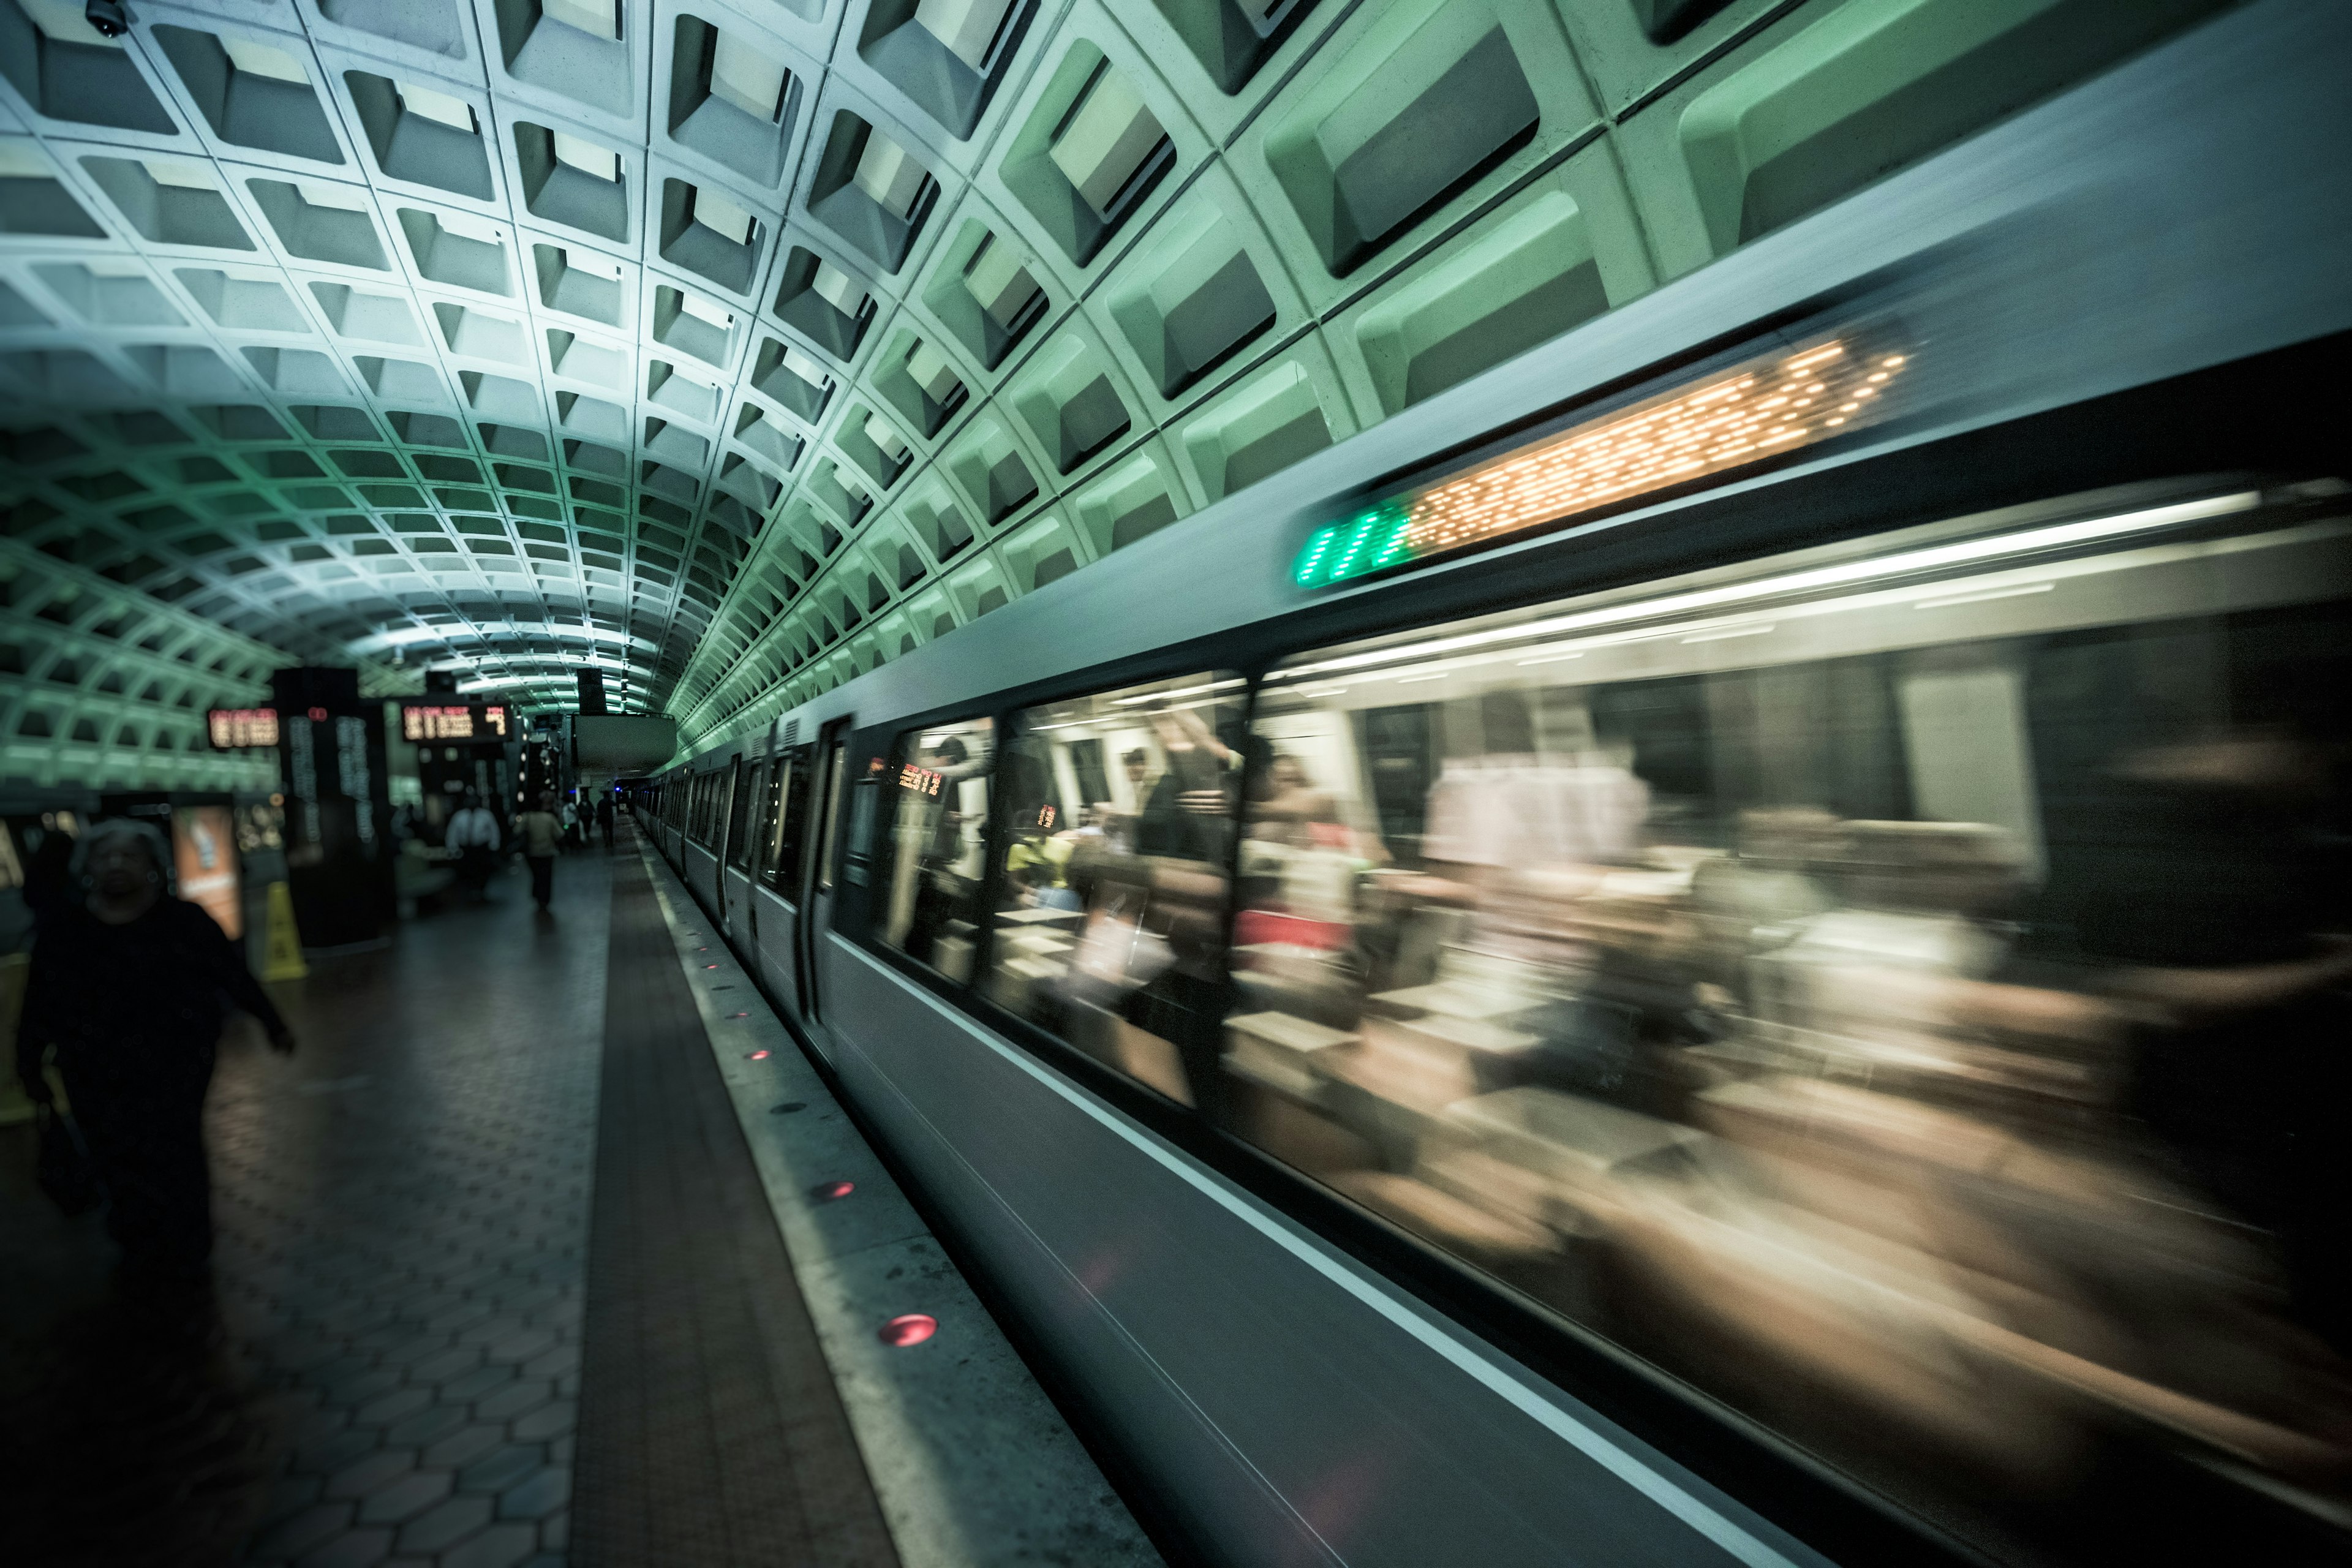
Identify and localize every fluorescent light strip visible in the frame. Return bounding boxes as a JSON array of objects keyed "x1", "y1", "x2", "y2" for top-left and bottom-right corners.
[
  {"x1": 1113, "y1": 677, "x2": 1246, "y2": 705},
  {"x1": 1912, "y1": 582, "x2": 2055, "y2": 611}
]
